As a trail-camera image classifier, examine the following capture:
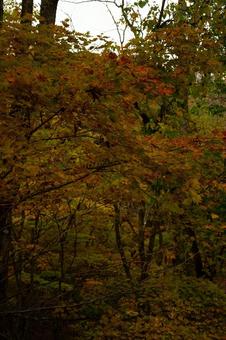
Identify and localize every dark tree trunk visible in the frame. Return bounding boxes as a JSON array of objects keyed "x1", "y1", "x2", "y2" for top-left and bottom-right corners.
[
  {"x1": 0, "y1": 0, "x2": 3, "y2": 25},
  {"x1": 186, "y1": 227, "x2": 204, "y2": 278},
  {"x1": 141, "y1": 221, "x2": 157, "y2": 281},
  {"x1": 0, "y1": 202, "x2": 12, "y2": 302},
  {"x1": 138, "y1": 208, "x2": 146, "y2": 280},
  {"x1": 58, "y1": 226, "x2": 66, "y2": 294},
  {"x1": 40, "y1": 0, "x2": 59, "y2": 25},
  {"x1": 114, "y1": 204, "x2": 133, "y2": 282},
  {"x1": 29, "y1": 212, "x2": 40, "y2": 288},
  {"x1": 21, "y1": 0, "x2": 33, "y2": 24},
  {"x1": 156, "y1": 230, "x2": 163, "y2": 266},
  {"x1": 138, "y1": 205, "x2": 157, "y2": 281}
]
